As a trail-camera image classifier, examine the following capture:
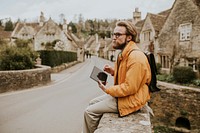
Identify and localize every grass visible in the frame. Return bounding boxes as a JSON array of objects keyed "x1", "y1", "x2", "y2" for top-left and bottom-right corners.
[{"x1": 157, "y1": 74, "x2": 200, "y2": 89}]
